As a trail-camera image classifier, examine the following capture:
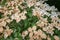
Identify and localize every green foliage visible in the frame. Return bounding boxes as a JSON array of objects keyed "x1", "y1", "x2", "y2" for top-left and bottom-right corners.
[
  {"x1": 7, "y1": 6, "x2": 39, "y2": 40},
  {"x1": 54, "y1": 28, "x2": 60, "y2": 37},
  {"x1": 7, "y1": 17, "x2": 38, "y2": 40},
  {"x1": 25, "y1": 7, "x2": 33, "y2": 18},
  {"x1": 0, "y1": 12, "x2": 4, "y2": 19},
  {"x1": 0, "y1": 0, "x2": 7, "y2": 6},
  {"x1": 50, "y1": 35, "x2": 55, "y2": 40},
  {"x1": 47, "y1": 16, "x2": 52, "y2": 23},
  {"x1": 7, "y1": 20, "x2": 22, "y2": 40},
  {"x1": 8, "y1": 20, "x2": 21, "y2": 32},
  {"x1": 4, "y1": 32, "x2": 22, "y2": 40},
  {"x1": 0, "y1": 37, "x2": 5, "y2": 40},
  {"x1": 21, "y1": 16, "x2": 39, "y2": 31}
]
